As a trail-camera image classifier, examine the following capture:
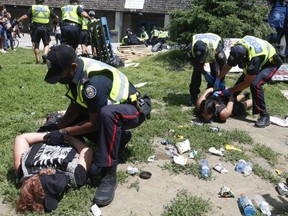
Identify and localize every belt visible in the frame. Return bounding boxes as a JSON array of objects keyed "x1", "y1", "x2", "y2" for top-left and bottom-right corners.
[{"x1": 63, "y1": 22, "x2": 79, "y2": 26}]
